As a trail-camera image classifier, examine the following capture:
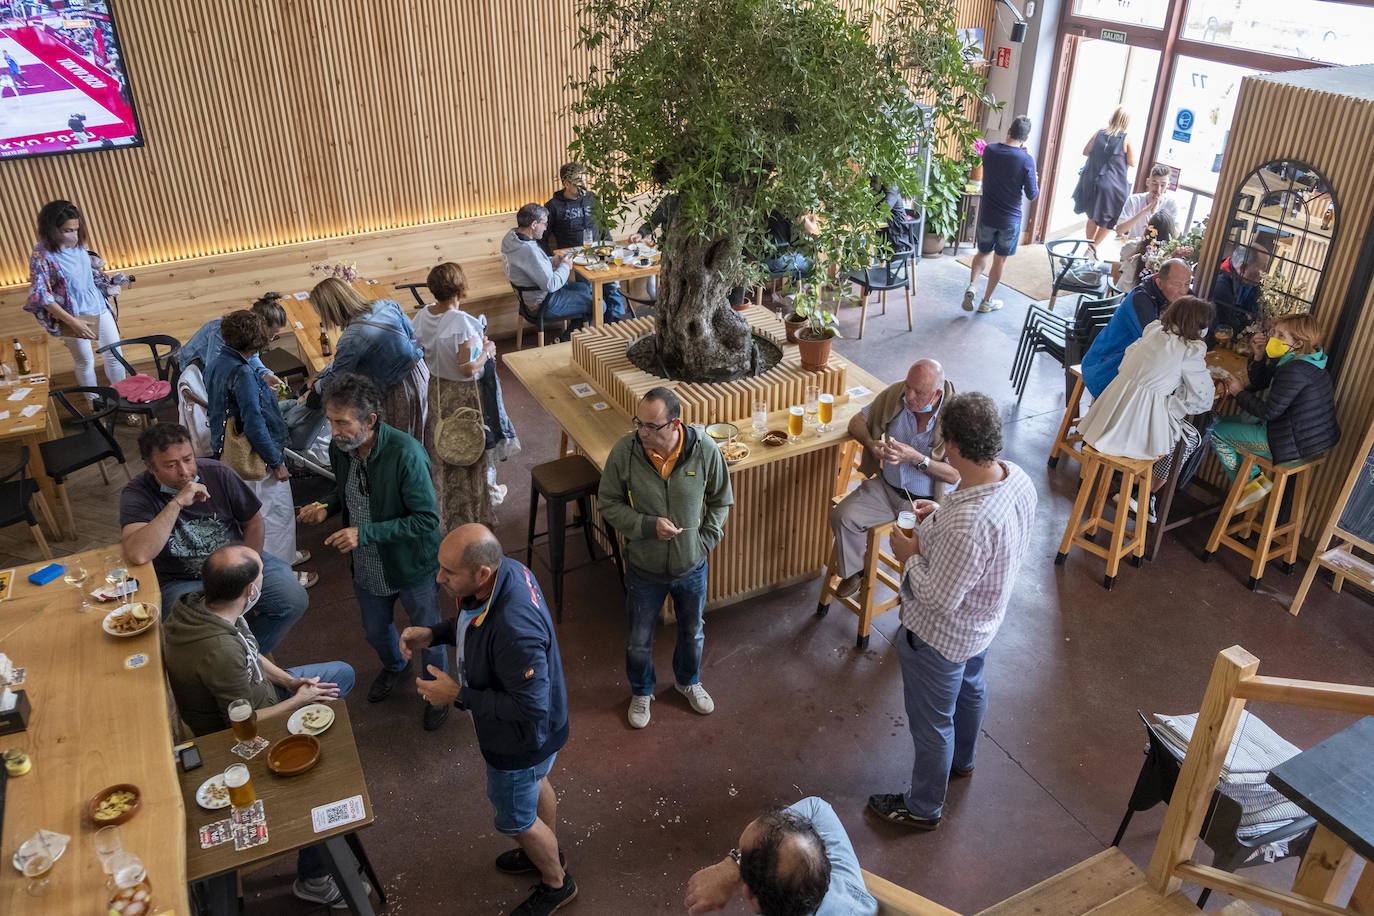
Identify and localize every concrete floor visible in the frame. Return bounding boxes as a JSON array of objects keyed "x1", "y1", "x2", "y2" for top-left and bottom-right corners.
[{"x1": 73, "y1": 252, "x2": 1370, "y2": 914}]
